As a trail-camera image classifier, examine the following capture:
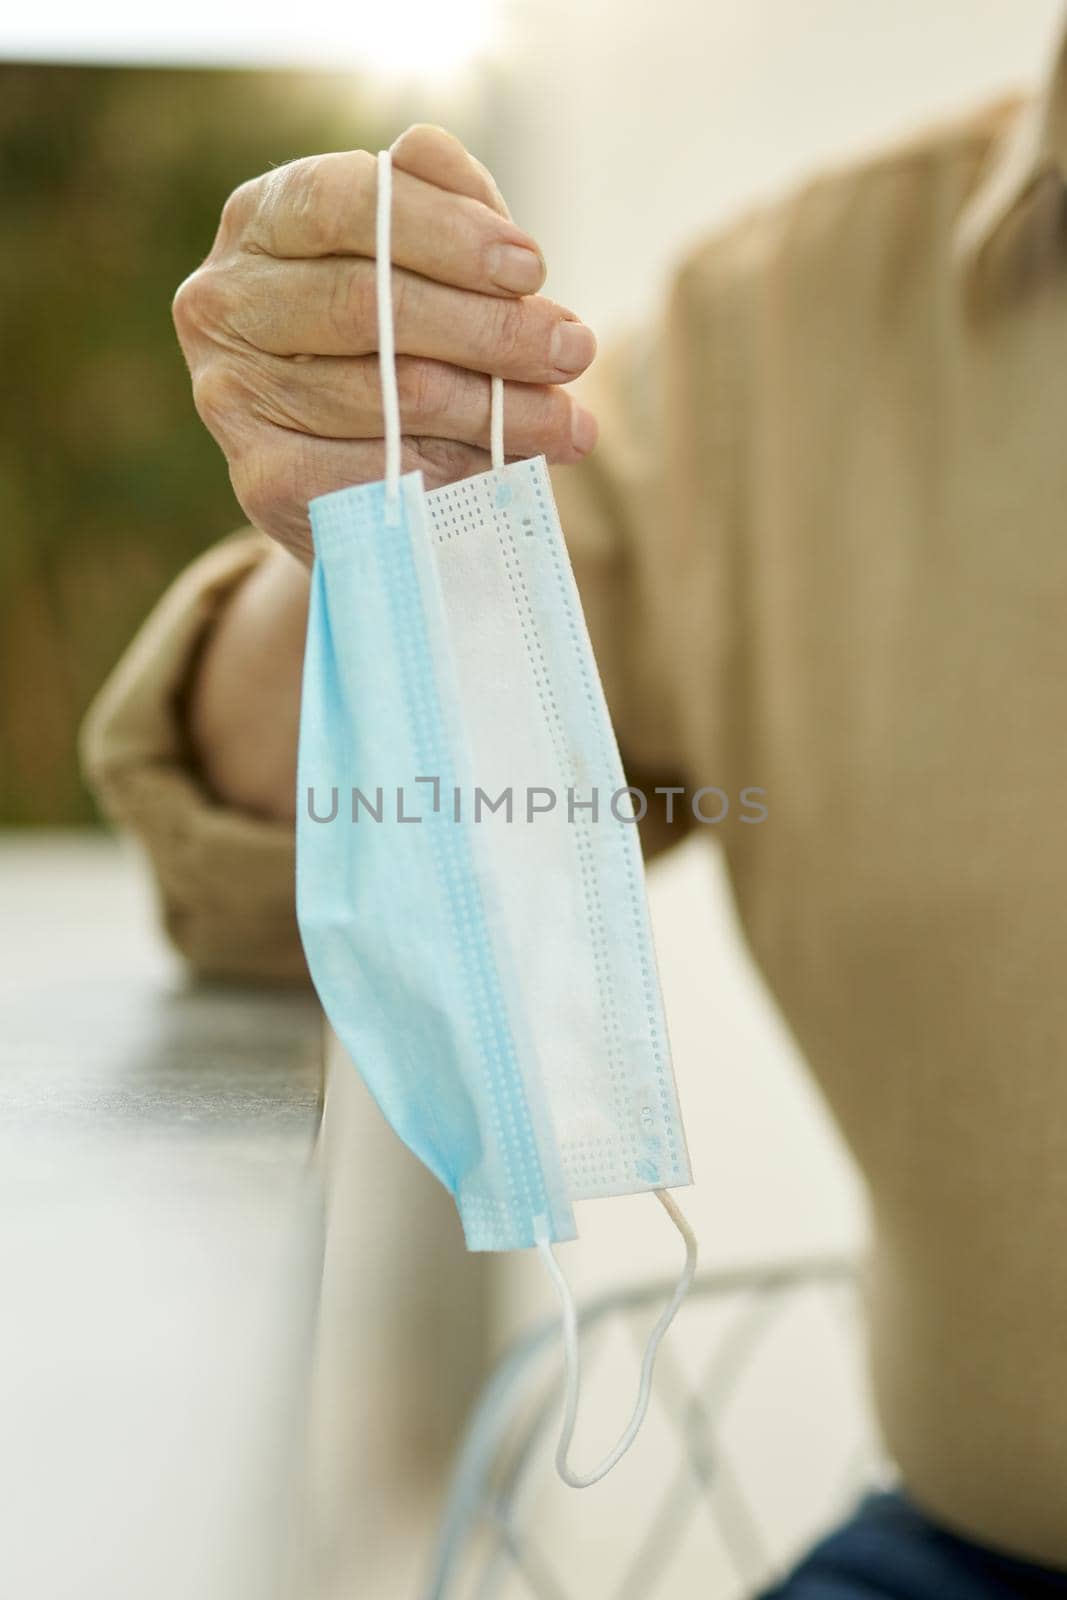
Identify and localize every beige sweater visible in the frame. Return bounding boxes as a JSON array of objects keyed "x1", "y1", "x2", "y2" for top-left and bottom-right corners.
[{"x1": 82, "y1": 53, "x2": 1067, "y2": 1565}]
